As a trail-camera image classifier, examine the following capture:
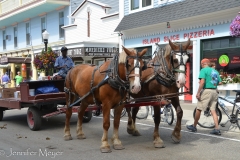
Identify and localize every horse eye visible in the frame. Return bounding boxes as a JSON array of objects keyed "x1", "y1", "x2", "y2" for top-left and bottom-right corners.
[{"x1": 173, "y1": 59, "x2": 178, "y2": 63}]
